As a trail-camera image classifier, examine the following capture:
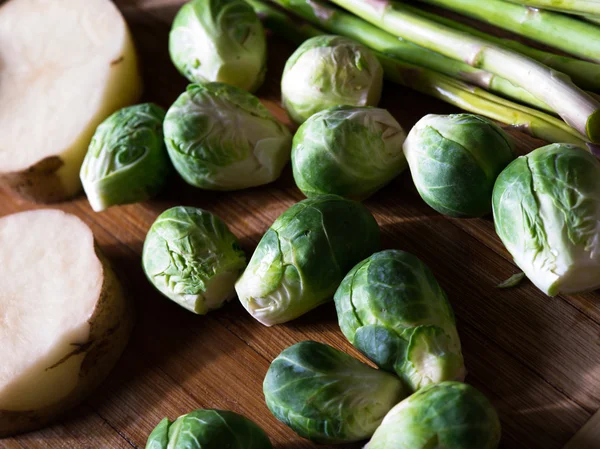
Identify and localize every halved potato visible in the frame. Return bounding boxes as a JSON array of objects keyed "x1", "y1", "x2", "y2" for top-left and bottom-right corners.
[
  {"x1": 0, "y1": 210, "x2": 134, "y2": 437},
  {"x1": 0, "y1": 0, "x2": 143, "y2": 202}
]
